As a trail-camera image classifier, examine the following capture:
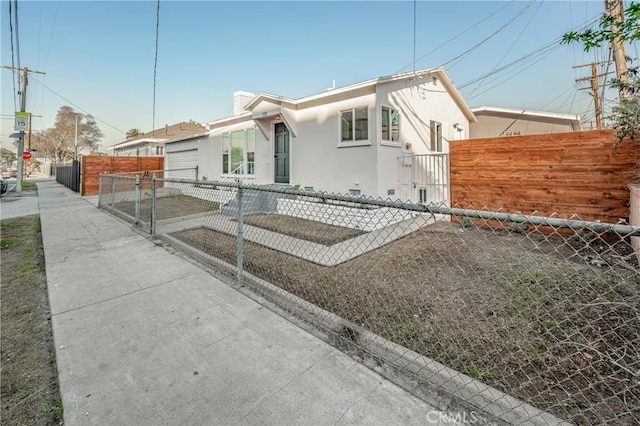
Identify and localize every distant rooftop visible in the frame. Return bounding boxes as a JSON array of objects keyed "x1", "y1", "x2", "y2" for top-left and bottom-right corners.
[
  {"x1": 108, "y1": 121, "x2": 207, "y2": 150},
  {"x1": 471, "y1": 106, "x2": 581, "y2": 131}
]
